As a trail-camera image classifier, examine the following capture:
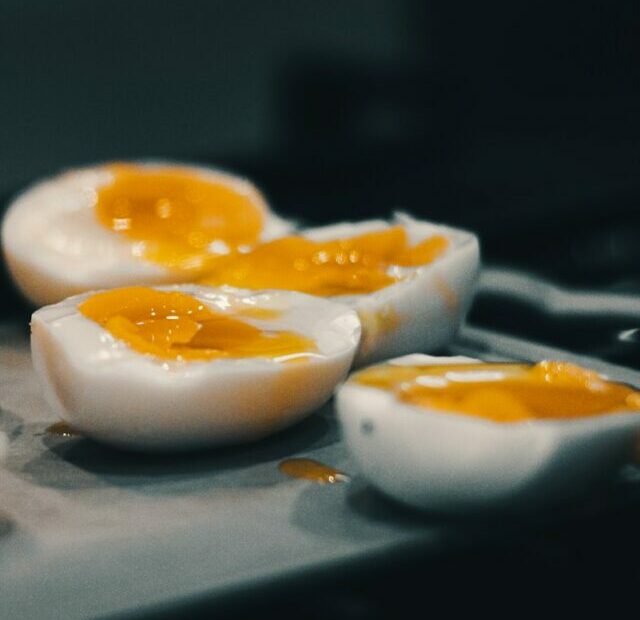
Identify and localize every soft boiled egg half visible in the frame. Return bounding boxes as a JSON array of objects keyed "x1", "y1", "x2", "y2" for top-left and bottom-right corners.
[
  {"x1": 2, "y1": 161, "x2": 291, "y2": 306},
  {"x1": 337, "y1": 354, "x2": 640, "y2": 512},
  {"x1": 198, "y1": 214, "x2": 480, "y2": 365},
  {"x1": 2, "y1": 160, "x2": 479, "y2": 364},
  {"x1": 31, "y1": 285, "x2": 360, "y2": 450}
]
